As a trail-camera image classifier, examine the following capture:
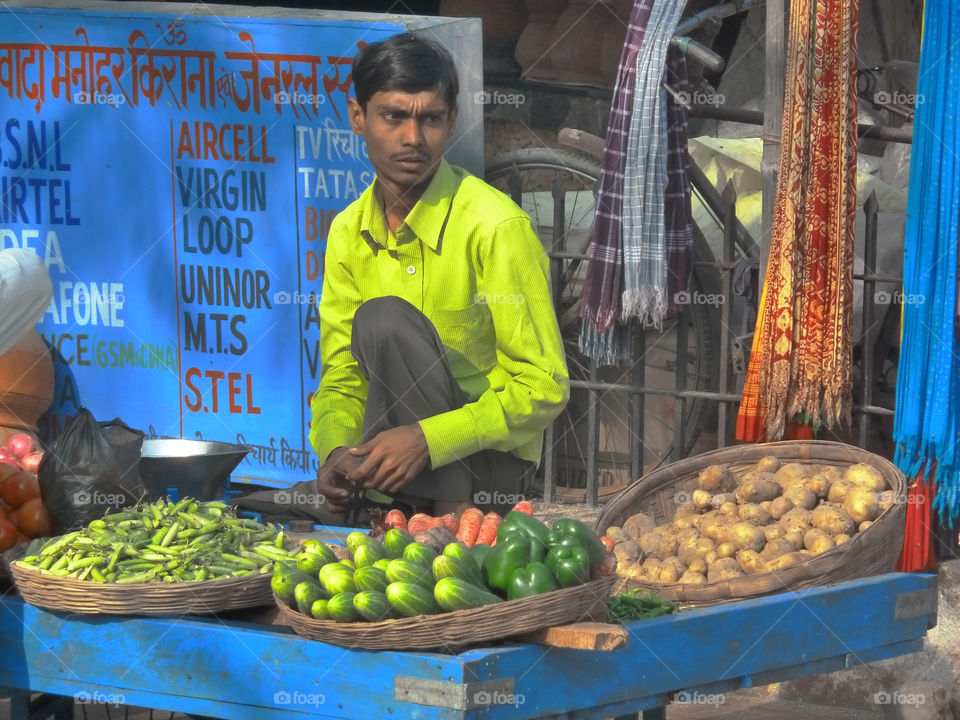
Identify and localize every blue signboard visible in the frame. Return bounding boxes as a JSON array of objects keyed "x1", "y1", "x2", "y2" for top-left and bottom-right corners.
[{"x1": 0, "y1": 6, "x2": 403, "y2": 487}]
